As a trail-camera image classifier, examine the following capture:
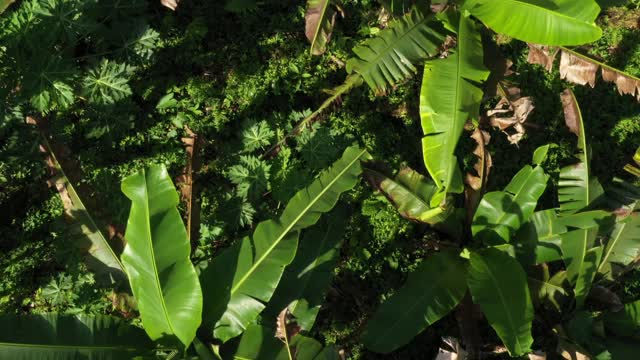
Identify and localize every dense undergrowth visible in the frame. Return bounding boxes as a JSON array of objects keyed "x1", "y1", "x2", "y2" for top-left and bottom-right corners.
[{"x1": 1, "y1": 0, "x2": 640, "y2": 359}]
